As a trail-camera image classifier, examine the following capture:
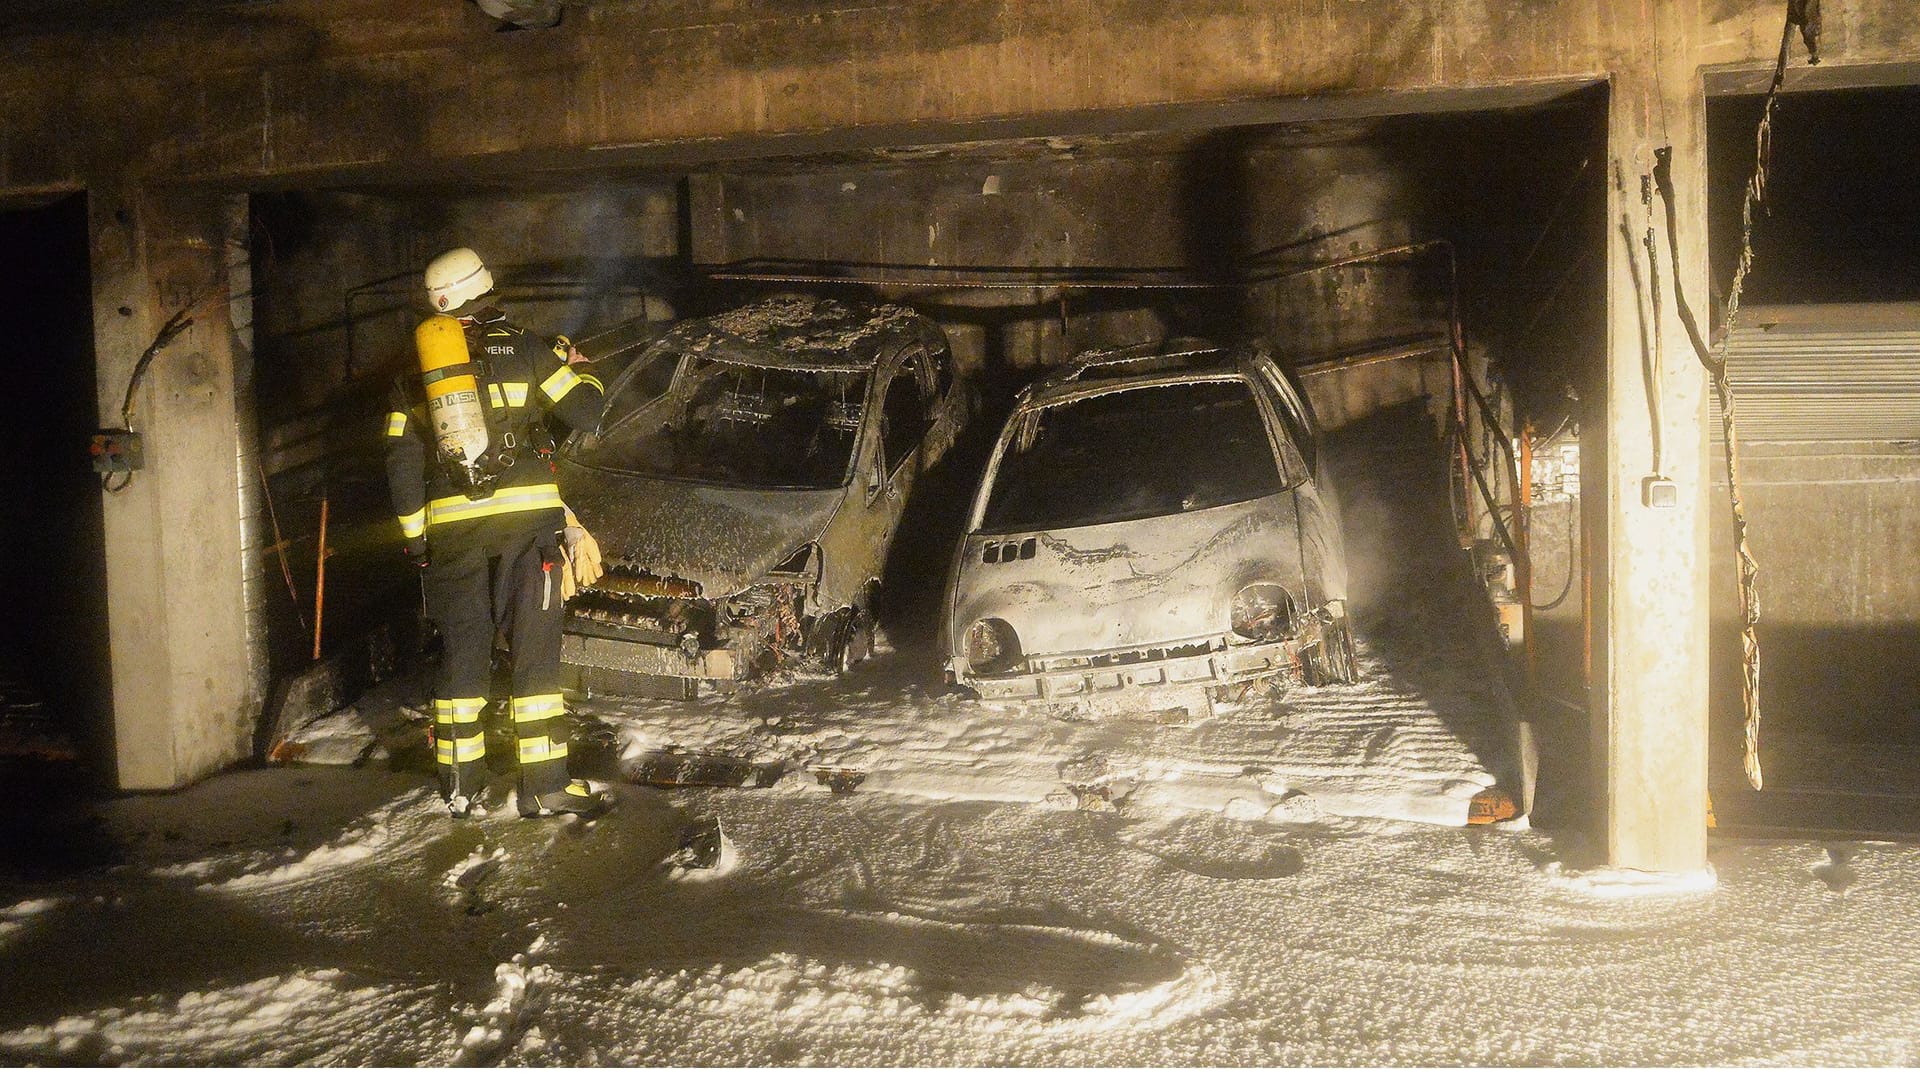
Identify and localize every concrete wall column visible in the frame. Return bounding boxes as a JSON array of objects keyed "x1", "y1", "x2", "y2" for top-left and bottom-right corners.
[
  {"x1": 90, "y1": 182, "x2": 253, "y2": 790},
  {"x1": 1591, "y1": 3, "x2": 1714, "y2": 872}
]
